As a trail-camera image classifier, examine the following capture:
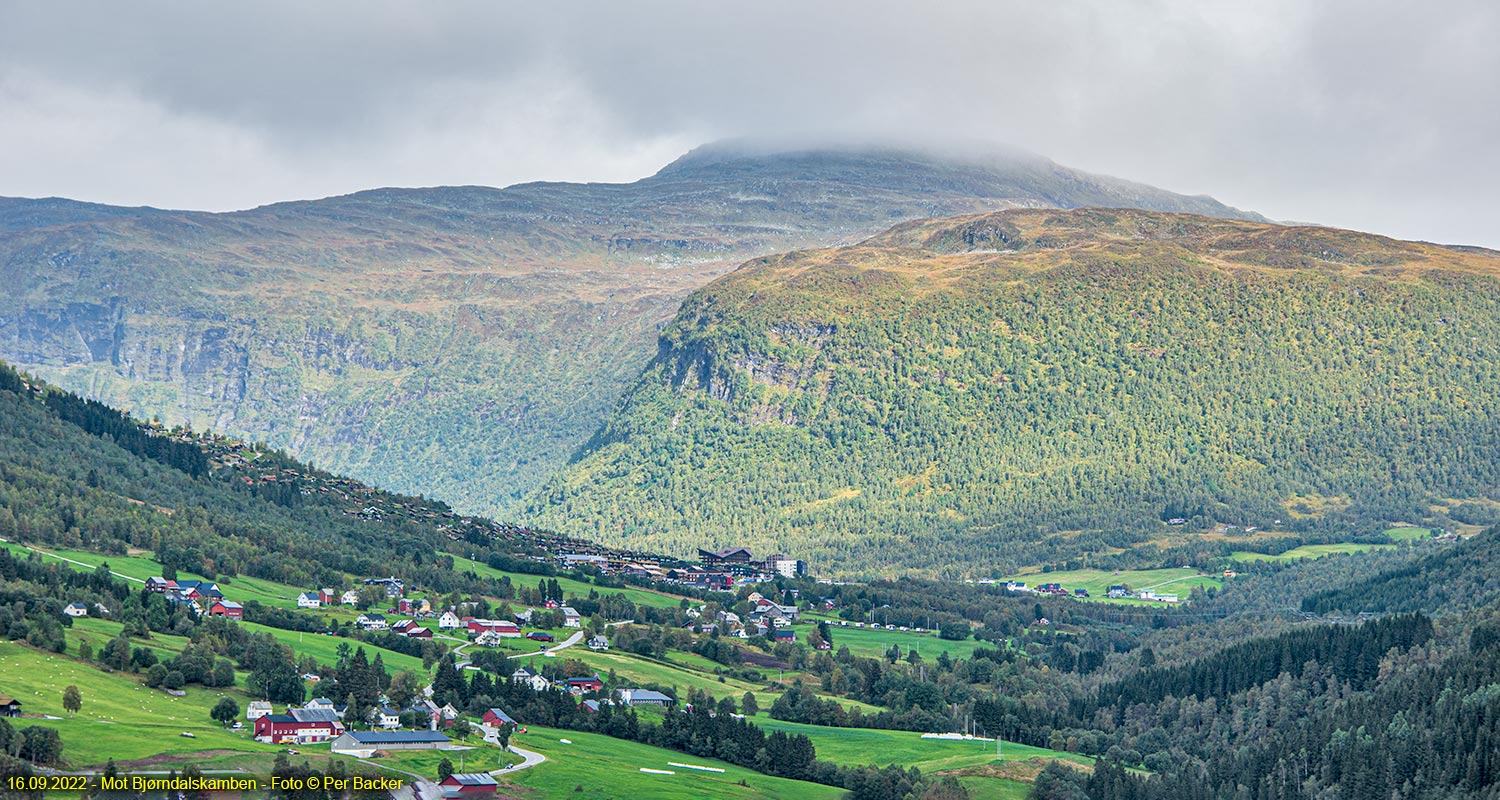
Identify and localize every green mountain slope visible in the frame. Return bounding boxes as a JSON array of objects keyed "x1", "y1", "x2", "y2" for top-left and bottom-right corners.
[
  {"x1": 526, "y1": 208, "x2": 1500, "y2": 575},
  {"x1": 0, "y1": 143, "x2": 1259, "y2": 518}
]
